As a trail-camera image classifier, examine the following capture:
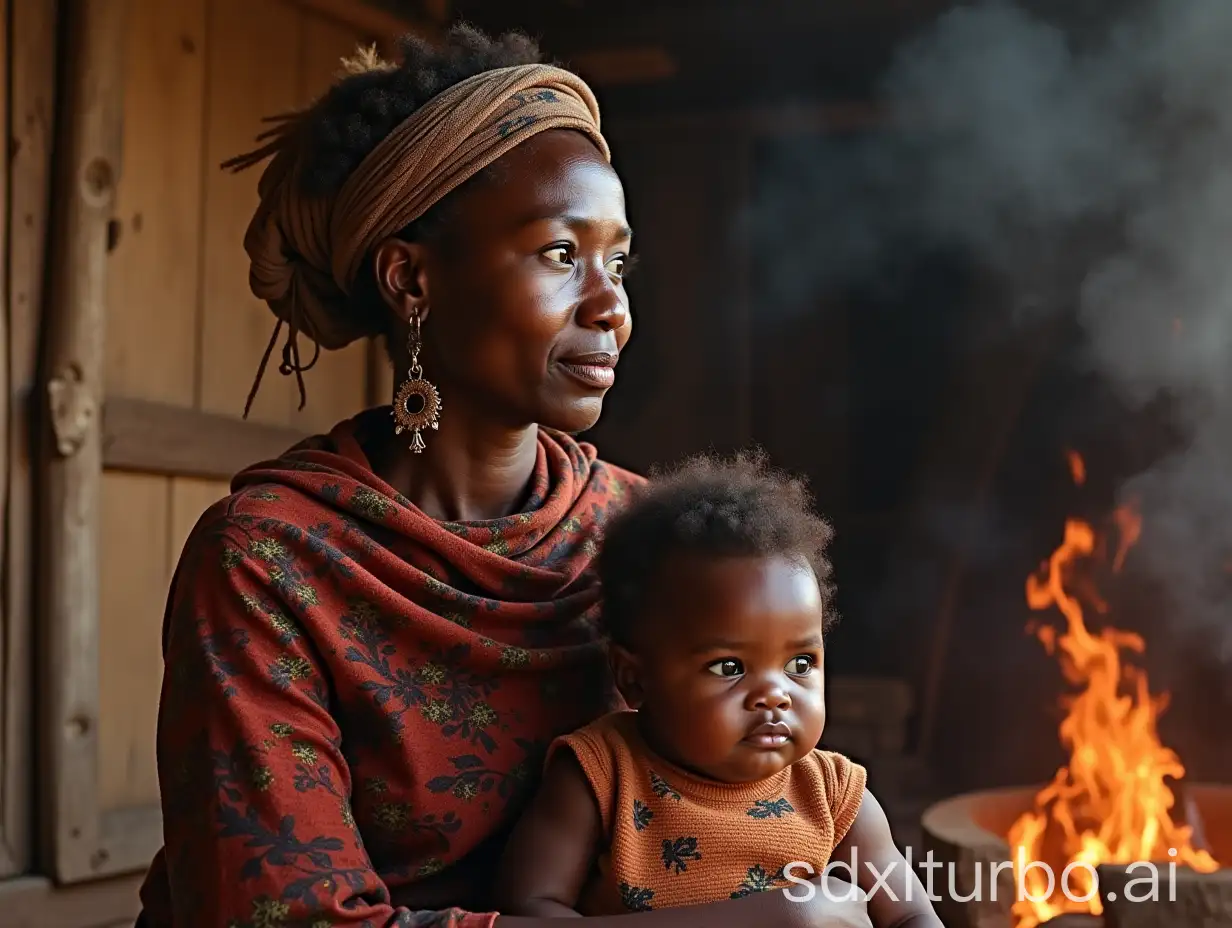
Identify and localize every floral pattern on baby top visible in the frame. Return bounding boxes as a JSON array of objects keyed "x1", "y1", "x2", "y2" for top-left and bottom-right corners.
[{"x1": 551, "y1": 710, "x2": 867, "y2": 913}]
